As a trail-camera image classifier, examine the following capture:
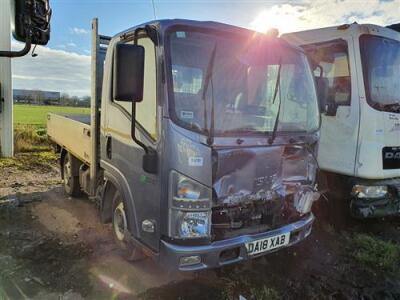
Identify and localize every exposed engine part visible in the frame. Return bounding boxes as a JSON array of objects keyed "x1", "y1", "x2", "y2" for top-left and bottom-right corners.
[{"x1": 211, "y1": 184, "x2": 316, "y2": 241}]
